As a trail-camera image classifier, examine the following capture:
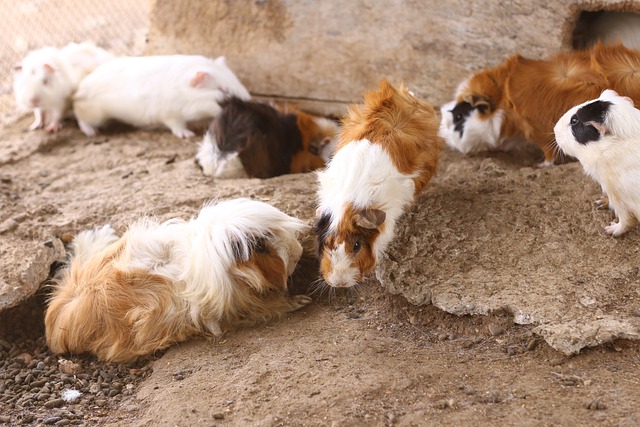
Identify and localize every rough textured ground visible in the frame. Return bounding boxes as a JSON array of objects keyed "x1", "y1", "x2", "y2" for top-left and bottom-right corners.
[{"x1": 1, "y1": 115, "x2": 640, "y2": 426}]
